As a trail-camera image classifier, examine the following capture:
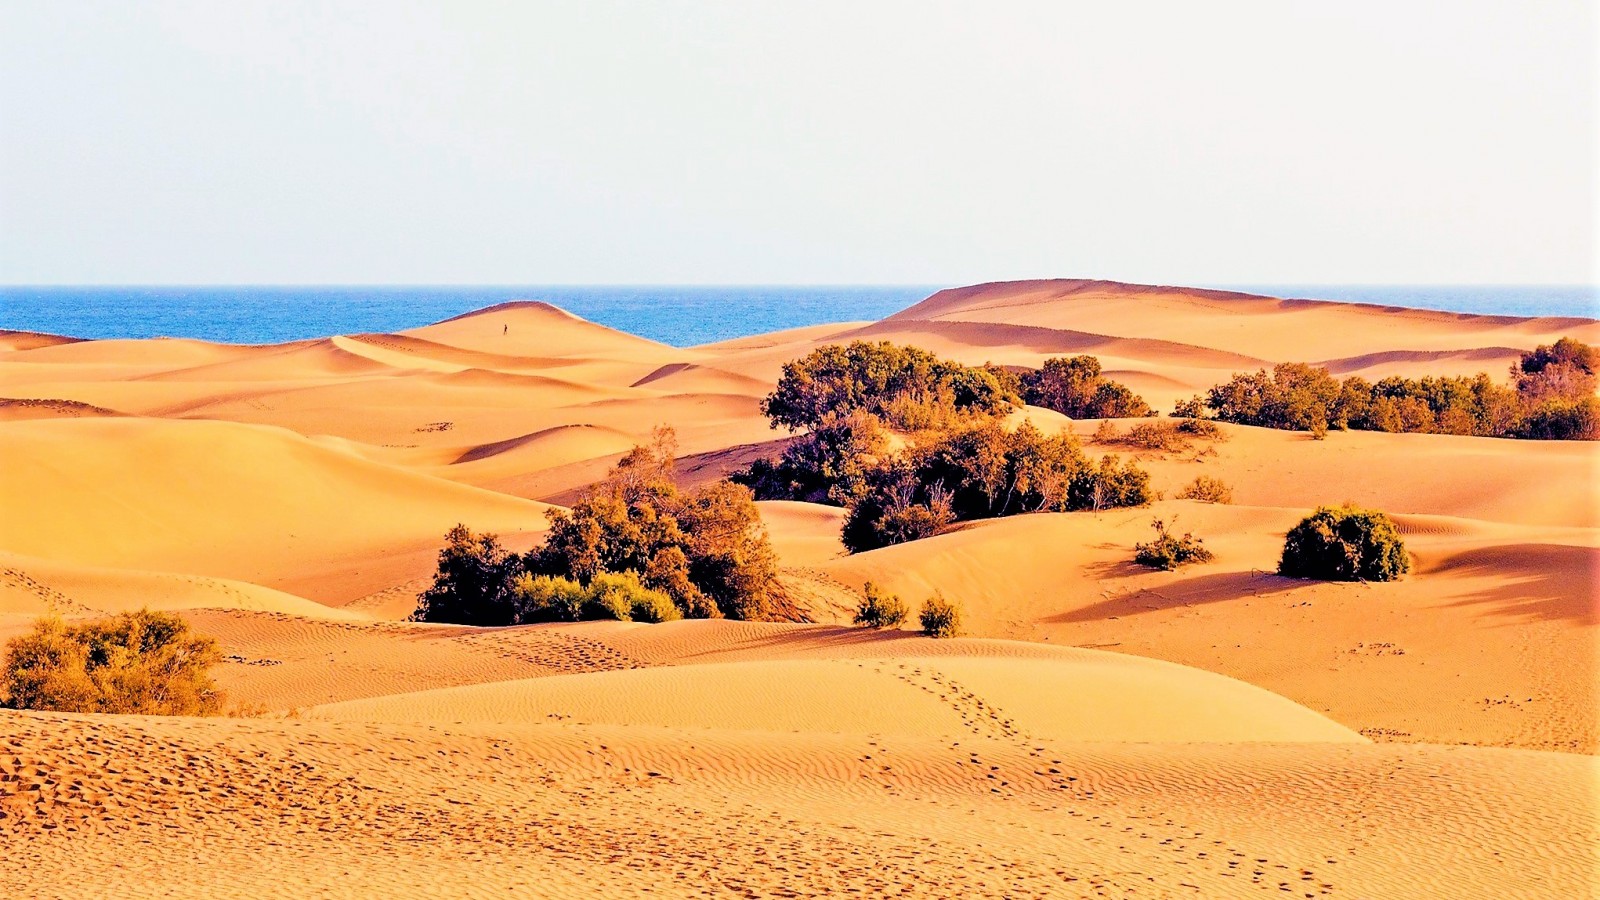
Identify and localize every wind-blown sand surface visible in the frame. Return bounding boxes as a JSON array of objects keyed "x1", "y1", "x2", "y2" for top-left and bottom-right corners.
[{"x1": 2, "y1": 279, "x2": 1596, "y2": 897}]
